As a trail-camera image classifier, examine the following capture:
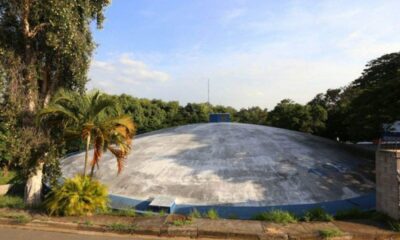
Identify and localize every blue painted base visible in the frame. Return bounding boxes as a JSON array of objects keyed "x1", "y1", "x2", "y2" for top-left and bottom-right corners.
[{"x1": 109, "y1": 192, "x2": 376, "y2": 219}]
